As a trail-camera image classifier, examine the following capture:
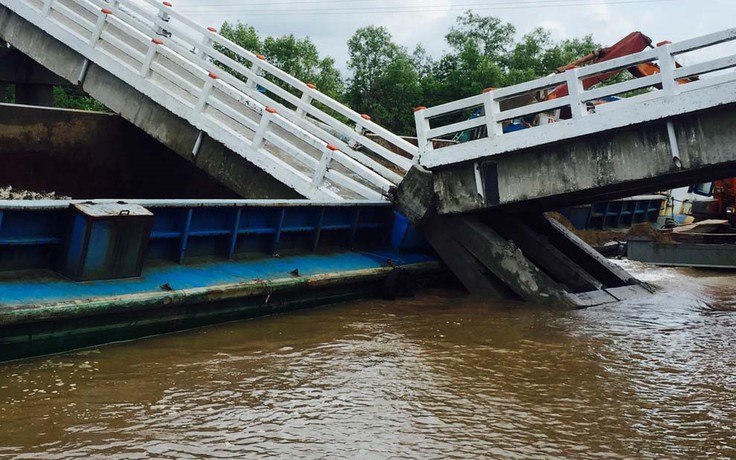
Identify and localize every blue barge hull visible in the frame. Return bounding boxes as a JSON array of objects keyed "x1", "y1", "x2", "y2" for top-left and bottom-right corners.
[{"x1": 0, "y1": 199, "x2": 444, "y2": 361}]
